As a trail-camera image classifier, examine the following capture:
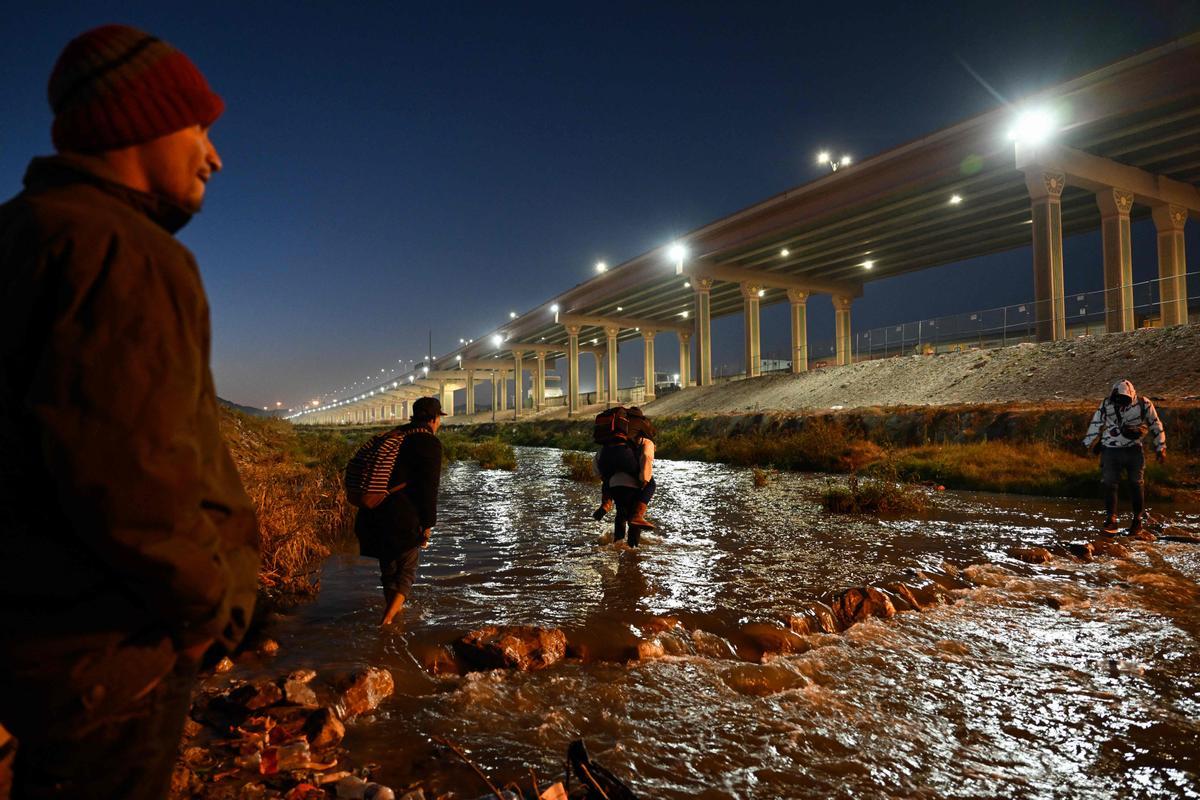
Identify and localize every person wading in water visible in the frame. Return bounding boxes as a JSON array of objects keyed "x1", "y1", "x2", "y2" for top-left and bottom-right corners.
[
  {"x1": 1082, "y1": 379, "x2": 1166, "y2": 535},
  {"x1": 593, "y1": 406, "x2": 657, "y2": 548}
]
